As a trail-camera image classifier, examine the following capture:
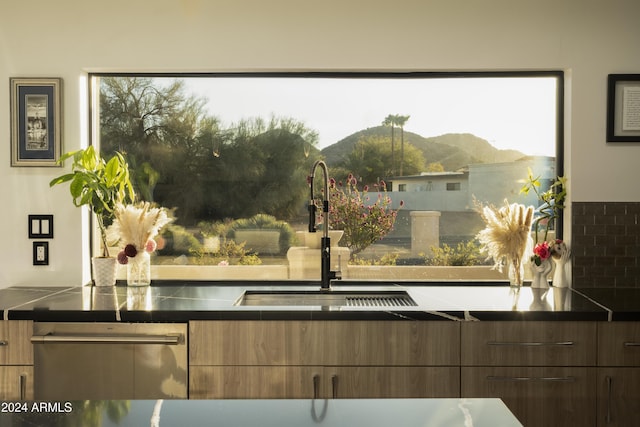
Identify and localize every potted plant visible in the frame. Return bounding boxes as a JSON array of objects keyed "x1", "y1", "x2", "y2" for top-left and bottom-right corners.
[{"x1": 50, "y1": 146, "x2": 136, "y2": 286}]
